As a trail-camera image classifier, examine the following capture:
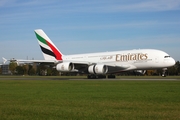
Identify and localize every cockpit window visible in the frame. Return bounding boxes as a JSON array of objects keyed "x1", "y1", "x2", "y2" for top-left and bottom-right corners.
[{"x1": 164, "y1": 56, "x2": 170, "y2": 58}]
